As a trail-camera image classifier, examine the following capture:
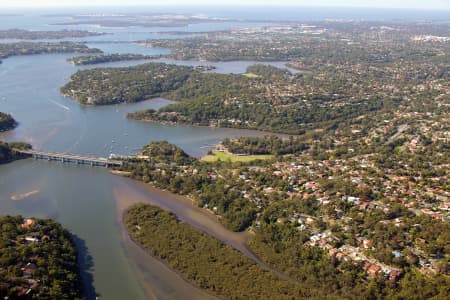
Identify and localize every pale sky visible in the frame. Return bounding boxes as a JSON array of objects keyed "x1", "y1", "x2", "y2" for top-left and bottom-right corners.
[{"x1": 1, "y1": 0, "x2": 450, "y2": 10}]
